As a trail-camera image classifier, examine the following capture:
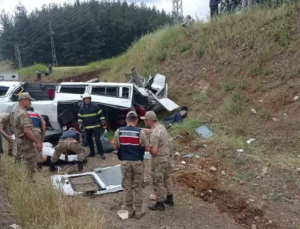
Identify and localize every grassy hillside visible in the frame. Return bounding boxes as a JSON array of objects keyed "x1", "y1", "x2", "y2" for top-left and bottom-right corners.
[
  {"x1": 19, "y1": 2, "x2": 300, "y2": 165},
  {"x1": 3, "y1": 2, "x2": 300, "y2": 228}
]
